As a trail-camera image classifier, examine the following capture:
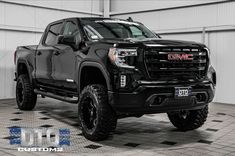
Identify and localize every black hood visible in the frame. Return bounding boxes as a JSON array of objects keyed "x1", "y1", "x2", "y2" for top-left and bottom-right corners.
[{"x1": 98, "y1": 38, "x2": 206, "y2": 48}]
